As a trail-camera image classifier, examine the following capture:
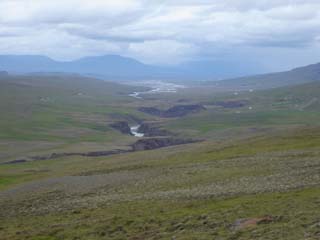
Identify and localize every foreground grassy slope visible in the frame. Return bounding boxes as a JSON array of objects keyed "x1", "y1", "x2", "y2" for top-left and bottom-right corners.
[
  {"x1": 0, "y1": 77, "x2": 320, "y2": 239},
  {"x1": 2, "y1": 188, "x2": 320, "y2": 240},
  {"x1": 0, "y1": 126, "x2": 320, "y2": 239}
]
